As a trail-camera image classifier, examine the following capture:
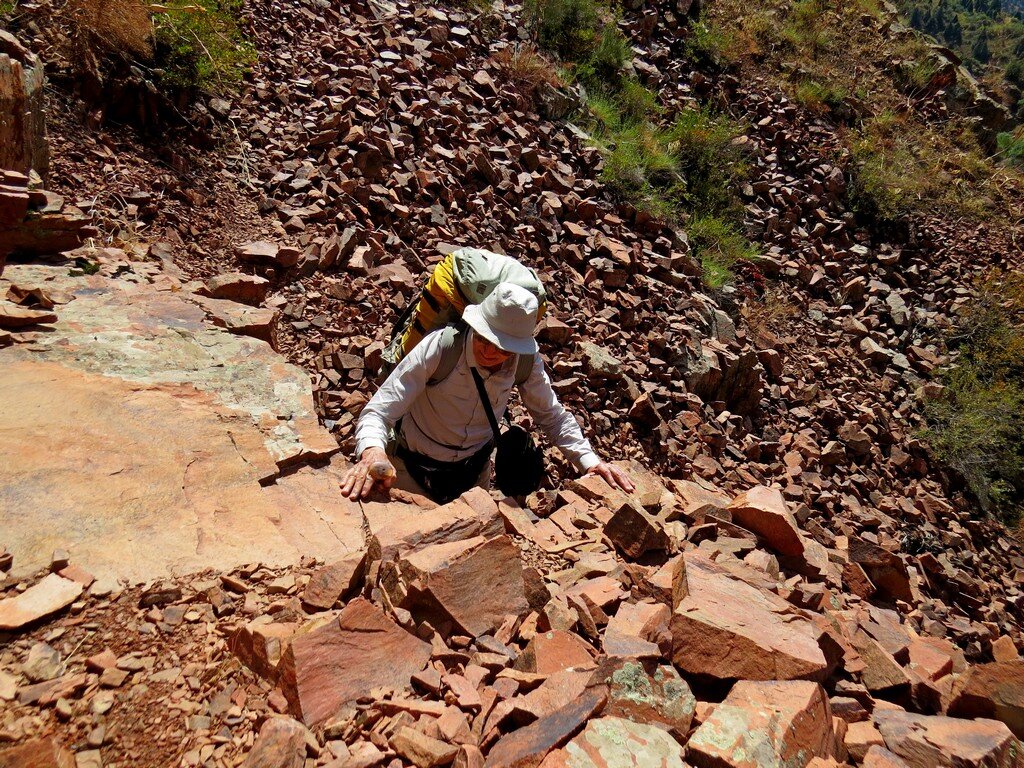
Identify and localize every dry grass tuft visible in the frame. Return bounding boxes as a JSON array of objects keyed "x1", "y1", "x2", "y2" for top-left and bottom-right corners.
[
  {"x1": 493, "y1": 45, "x2": 562, "y2": 98},
  {"x1": 67, "y1": 0, "x2": 153, "y2": 68}
]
